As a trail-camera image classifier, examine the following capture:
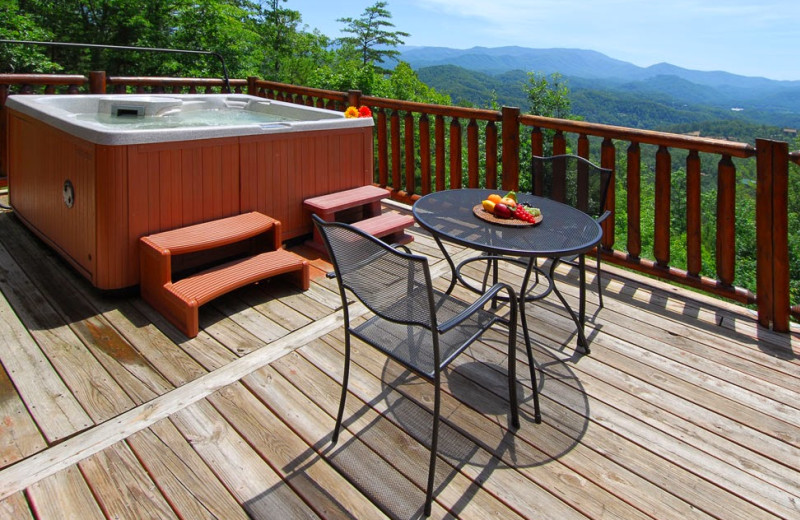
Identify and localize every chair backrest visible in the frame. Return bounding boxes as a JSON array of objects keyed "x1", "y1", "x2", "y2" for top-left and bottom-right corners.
[
  {"x1": 312, "y1": 215, "x2": 437, "y2": 329},
  {"x1": 531, "y1": 154, "x2": 613, "y2": 222}
]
